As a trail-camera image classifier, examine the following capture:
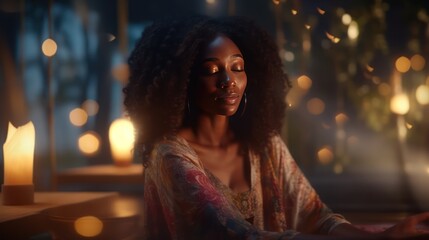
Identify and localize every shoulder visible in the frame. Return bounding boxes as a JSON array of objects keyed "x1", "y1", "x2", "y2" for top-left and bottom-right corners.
[
  {"x1": 262, "y1": 134, "x2": 297, "y2": 171},
  {"x1": 150, "y1": 135, "x2": 203, "y2": 169}
]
